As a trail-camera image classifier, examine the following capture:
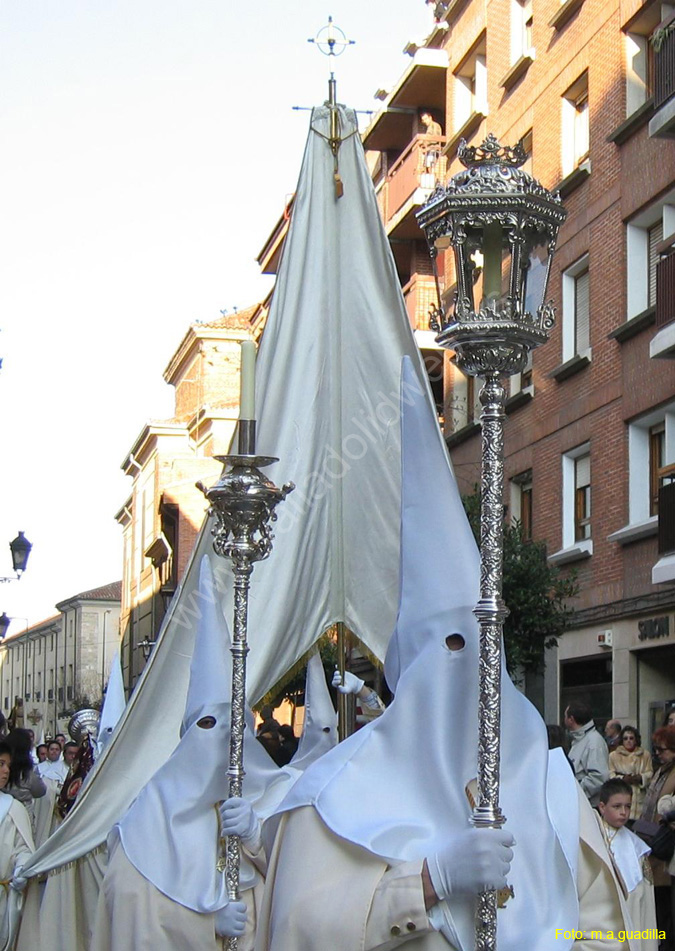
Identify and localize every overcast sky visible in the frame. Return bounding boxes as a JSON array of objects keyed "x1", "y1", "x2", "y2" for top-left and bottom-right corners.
[{"x1": 0, "y1": 1, "x2": 434, "y2": 632}]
